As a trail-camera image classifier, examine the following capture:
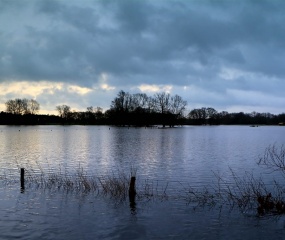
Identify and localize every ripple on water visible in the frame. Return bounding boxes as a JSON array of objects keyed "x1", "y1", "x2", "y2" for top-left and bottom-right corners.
[{"x1": 1, "y1": 126, "x2": 285, "y2": 239}]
